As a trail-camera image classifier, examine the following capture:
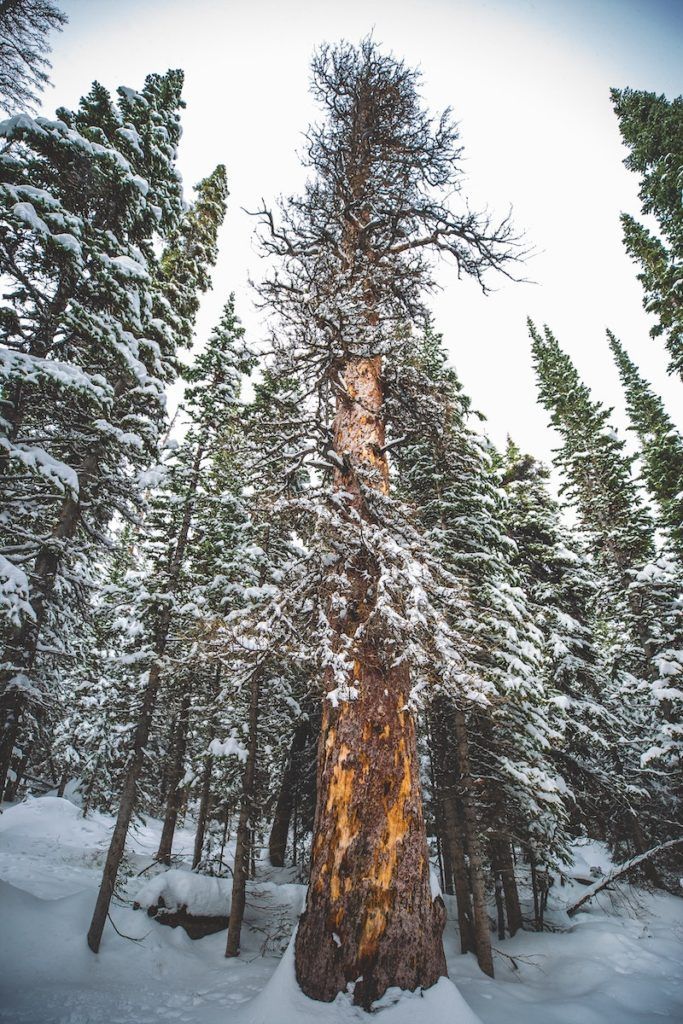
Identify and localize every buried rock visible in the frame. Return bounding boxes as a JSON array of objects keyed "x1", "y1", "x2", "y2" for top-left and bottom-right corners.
[{"x1": 133, "y1": 868, "x2": 230, "y2": 939}]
